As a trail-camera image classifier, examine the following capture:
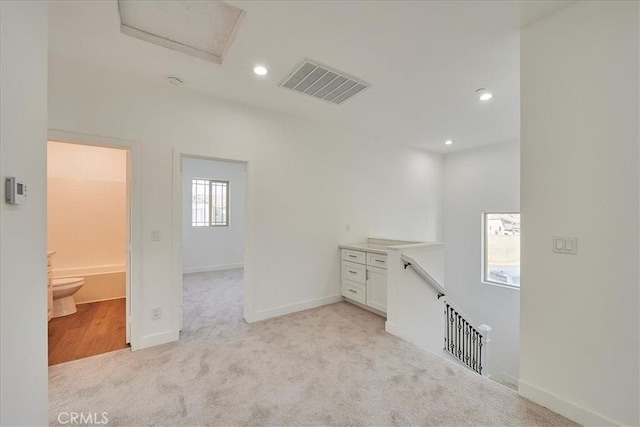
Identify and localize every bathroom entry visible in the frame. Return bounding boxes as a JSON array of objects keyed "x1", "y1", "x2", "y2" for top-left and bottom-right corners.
[
  {"x1": 179, "y1": 156, "x2": 247, "y2": 331},
  {"x1": 46, "y1": 141, "x2": 131, "y2": 365}
]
